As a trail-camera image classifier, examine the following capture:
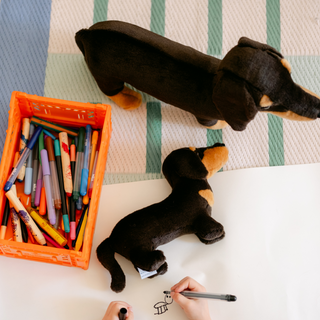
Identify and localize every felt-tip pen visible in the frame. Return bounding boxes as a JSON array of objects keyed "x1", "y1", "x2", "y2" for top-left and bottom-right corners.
[
  {"x1": 80, "y1": 125, "x2": 92, "y2": 196},
  {"x1": 163, "y1": 291, "x2": 237, "y2": 302},
  {"x1": 4, "y1": 126, "x2": 43, "y2": 192},
  {"x1": 118, "y1": 308, "x2": 127, "y2": 320}
]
